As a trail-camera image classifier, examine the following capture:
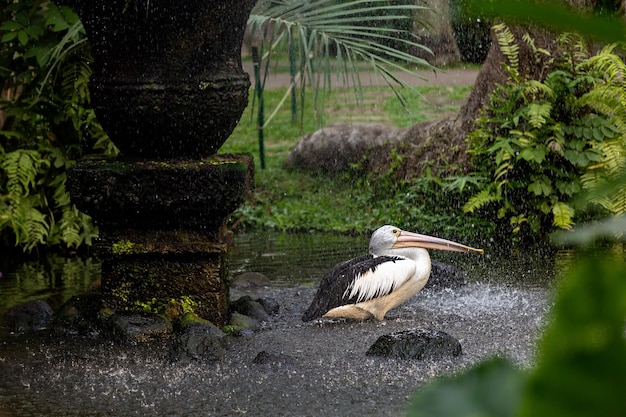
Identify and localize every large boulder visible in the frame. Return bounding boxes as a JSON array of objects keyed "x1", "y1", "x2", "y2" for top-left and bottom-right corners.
[{"x1": 284, "y1": 123, "x2": 407, "y2": 174}]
